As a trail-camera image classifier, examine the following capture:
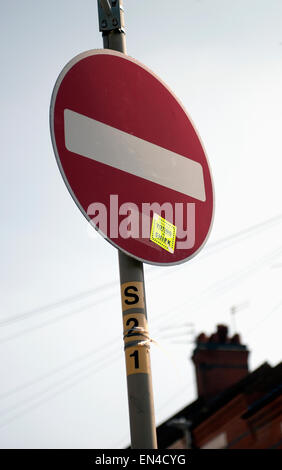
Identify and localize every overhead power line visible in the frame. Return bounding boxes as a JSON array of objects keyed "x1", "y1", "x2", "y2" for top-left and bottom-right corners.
[
  {"x1": 0, "y1": 349, "x2": 123, "y2": 430},
  {"x1": 2, "y1": 212, "x2": 282, "y2": 330},
  {"x1": 1, "y1": 242, "x2": 281, "y2": 349},
  {"x1": 204, "y1": 212, "x2": 282, "y2": 254},
  {"x1": 151, "y1": 244, "x2": 282, "y2": 332},
  {"x1": 148, "y1": 212, "x2": 282, "y2": 283},
  {"x1": 245, "y1": 298, "x2": 282, "y2": 337},
  {"x1": 0, "y1": 279, "x2": 118, "y2": 327},
  {"x1": 0, "y1": 295, "x2": 119, "y2": 345},
  {"x1": 0, "y1": 335, "x2": 121, "y2": 402}
]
